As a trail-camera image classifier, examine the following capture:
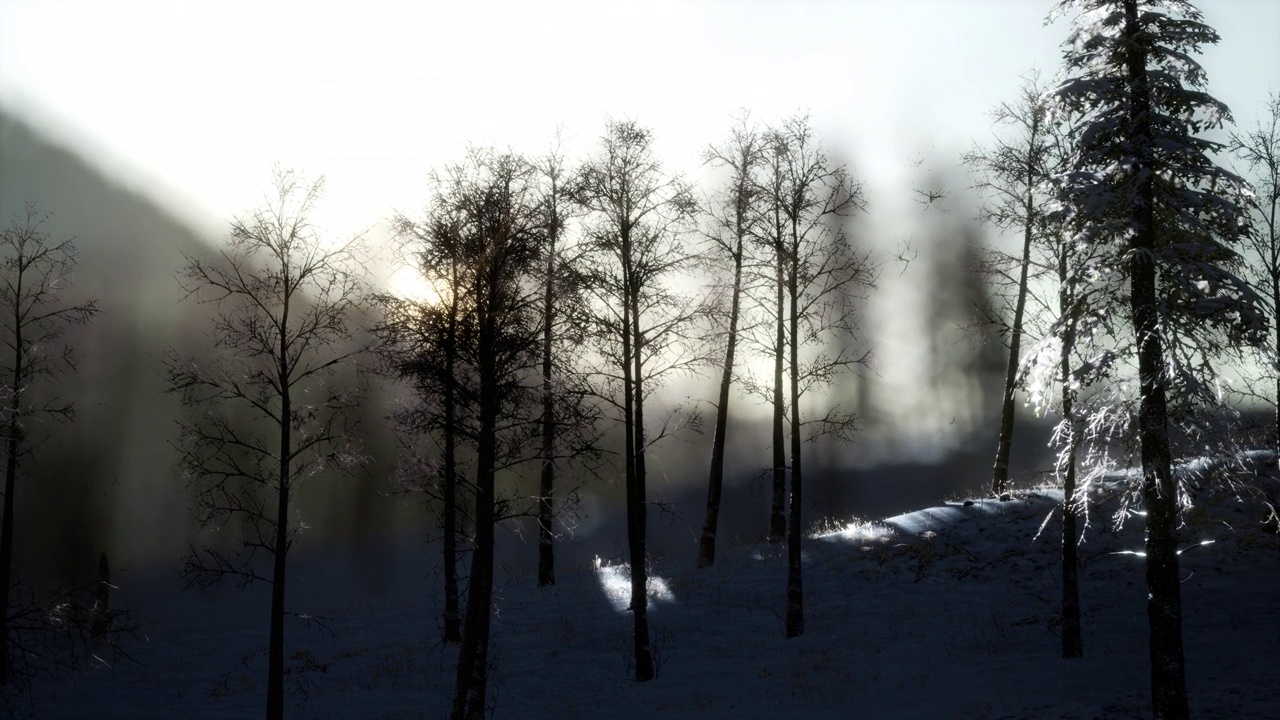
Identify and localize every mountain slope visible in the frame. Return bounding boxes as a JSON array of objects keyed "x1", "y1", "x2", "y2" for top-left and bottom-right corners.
[{"x1": 1, "y1": 105, "x2": 215, "y2": 580}]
